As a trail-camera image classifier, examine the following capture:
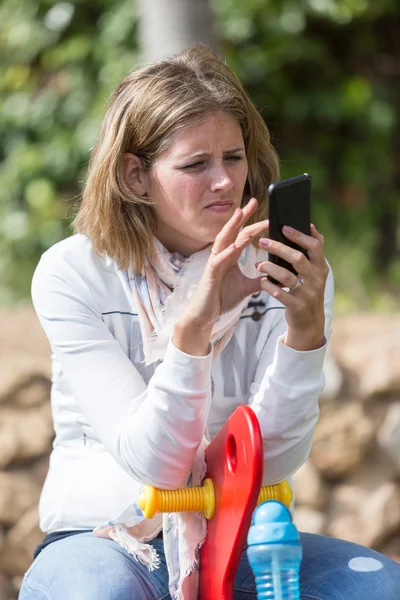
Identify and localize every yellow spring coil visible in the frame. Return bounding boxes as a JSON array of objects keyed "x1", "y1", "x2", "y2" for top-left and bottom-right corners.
[{"x1": 139, "y1": 478, "x2": 292, "y2": 520}]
